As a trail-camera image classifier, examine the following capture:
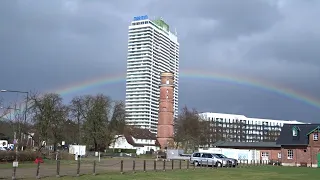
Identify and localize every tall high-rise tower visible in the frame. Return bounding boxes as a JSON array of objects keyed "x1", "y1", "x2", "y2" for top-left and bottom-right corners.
[
  {"x1": 125, "y1": 15, "x2": 179, "y2": 134},
  {"x1": 157, "y1": 72, "x2": 175, "y2": 149}
]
